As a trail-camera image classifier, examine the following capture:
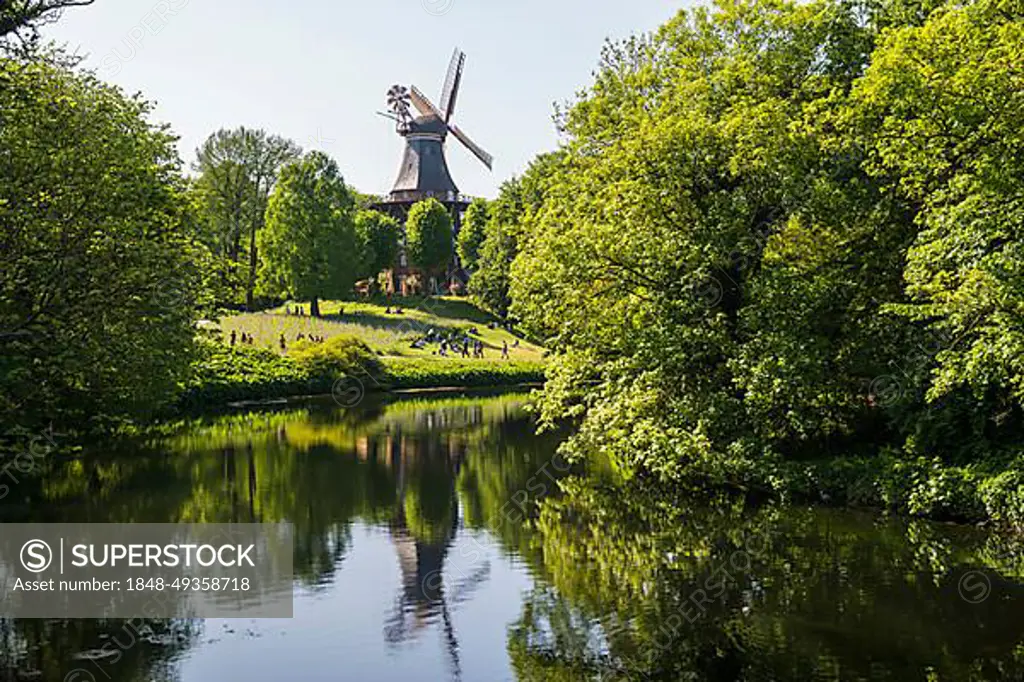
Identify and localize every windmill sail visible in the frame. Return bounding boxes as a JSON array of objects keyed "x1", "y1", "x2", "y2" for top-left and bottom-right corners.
[
  {"x1": 409, "y1": 85, "x2": 444, "y2": 120},
  {"x1": 449, "y1": 124, "x2": 493, "y2": 170},
  {"x1": 439, "y1": 49, "x2": 465, "y2": 123}
]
